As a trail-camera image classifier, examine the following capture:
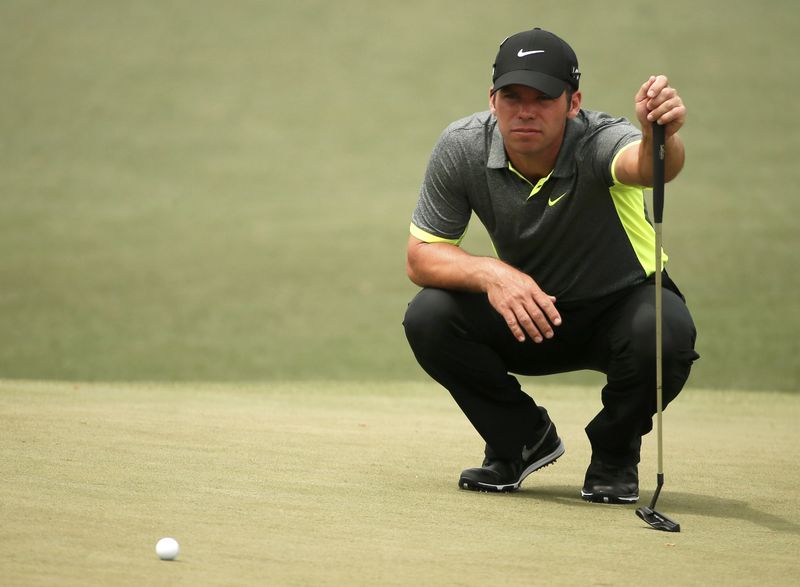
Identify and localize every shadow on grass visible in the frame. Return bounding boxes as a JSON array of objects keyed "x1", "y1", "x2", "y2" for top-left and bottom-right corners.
[{"x1": 519, "y1": 485, "x2": 800, "y2": 535}]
